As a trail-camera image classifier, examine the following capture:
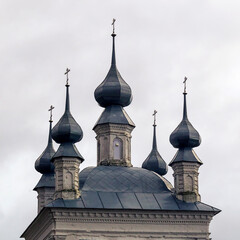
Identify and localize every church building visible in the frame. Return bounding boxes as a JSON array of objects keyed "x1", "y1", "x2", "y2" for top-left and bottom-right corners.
[{"x1": 21, "y1": 25, "x2": 220, "y2": 240}]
